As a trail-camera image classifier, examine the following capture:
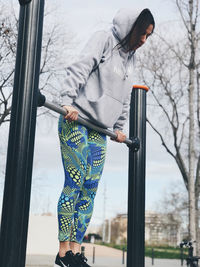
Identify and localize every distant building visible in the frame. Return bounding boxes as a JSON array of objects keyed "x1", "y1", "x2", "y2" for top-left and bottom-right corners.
[
  {"x1": 145, "y1": 211, "x2": 182, "y2": 246},
  {"x1": 108, "y1": 211, "x2": 182, "y2": 246},
  {"x1": 110, "y1": 213, "x2": 127, "y2": 245}
]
